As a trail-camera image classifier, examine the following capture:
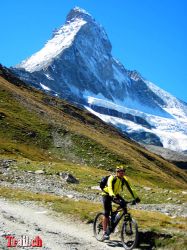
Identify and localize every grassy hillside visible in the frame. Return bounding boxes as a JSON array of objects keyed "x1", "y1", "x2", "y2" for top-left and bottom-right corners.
[{"x1": 0, "y1": 64, "x2": 187, "y2": 190}]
